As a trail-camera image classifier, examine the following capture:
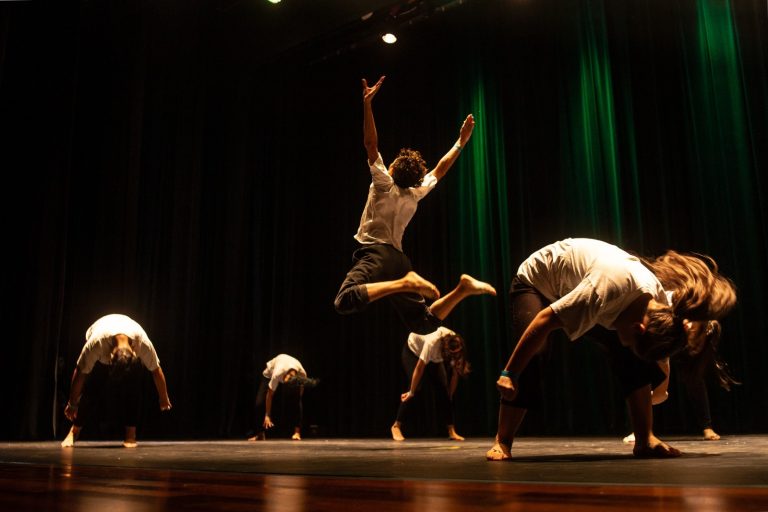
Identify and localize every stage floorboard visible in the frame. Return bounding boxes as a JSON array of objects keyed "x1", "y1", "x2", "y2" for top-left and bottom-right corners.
[{"x1": 2, "y1": 436, "x2": 767, "y2": 511}]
